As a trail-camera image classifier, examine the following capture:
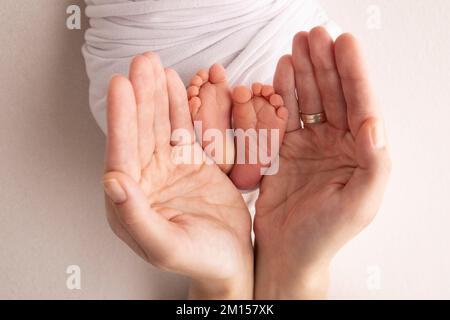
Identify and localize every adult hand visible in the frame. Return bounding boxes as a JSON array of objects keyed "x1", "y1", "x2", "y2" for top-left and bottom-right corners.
[
  {"x1": 254, "y1": 27, "x2": 391, "y2": 299},
  {"x1": 102, "y1": 53, "x2": 253, "y2": 299}
]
